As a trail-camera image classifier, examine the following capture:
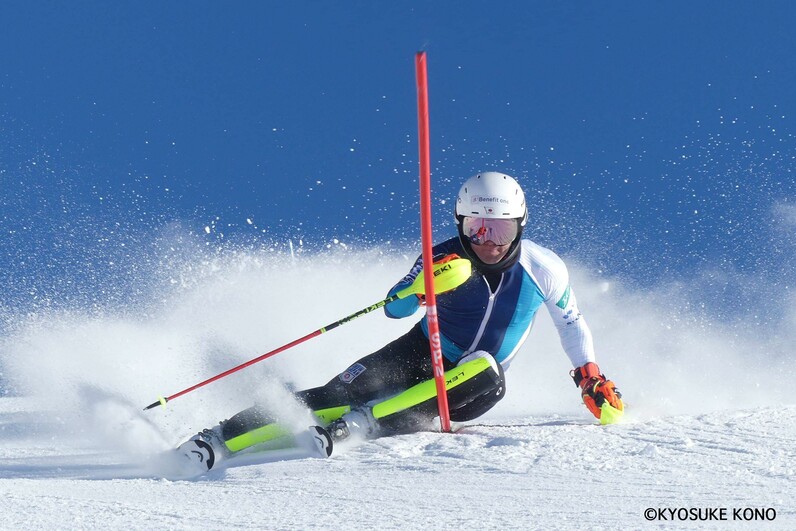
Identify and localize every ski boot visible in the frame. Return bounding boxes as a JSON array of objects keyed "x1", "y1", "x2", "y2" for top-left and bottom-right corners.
[{"x1": 326, "y1": 408, "x2": 375, "y2": 441}]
